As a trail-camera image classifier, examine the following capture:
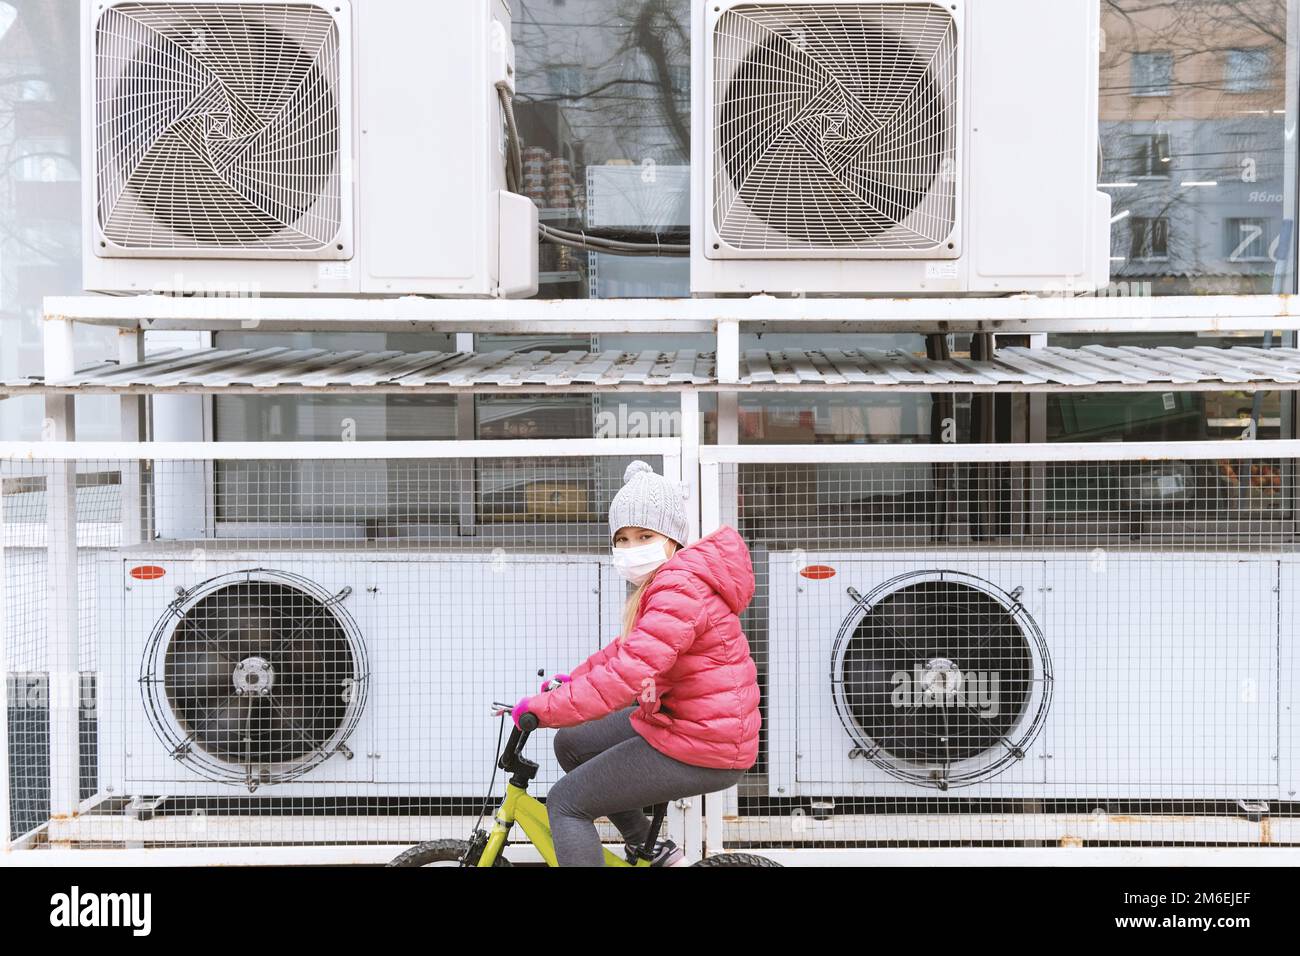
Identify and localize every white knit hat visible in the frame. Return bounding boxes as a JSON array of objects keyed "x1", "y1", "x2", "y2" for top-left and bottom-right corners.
[{"x1": 608, "y1": 460, "x2": 689, "y2": 547}]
